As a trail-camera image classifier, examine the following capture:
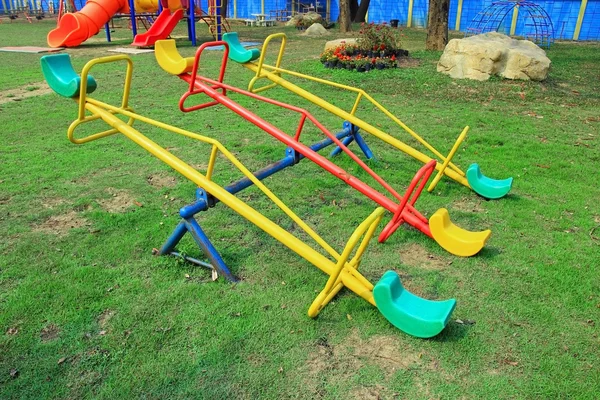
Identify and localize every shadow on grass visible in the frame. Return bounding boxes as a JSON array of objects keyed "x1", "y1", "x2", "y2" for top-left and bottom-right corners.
[{"x1": 430, "y1": 319, "x2": 471, "y2": 342}]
